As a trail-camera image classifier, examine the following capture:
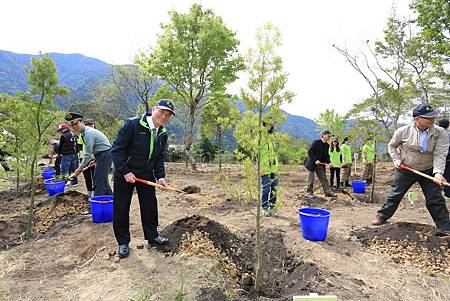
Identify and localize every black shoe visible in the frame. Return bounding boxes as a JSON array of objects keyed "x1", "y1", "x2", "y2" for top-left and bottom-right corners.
[
  {"x1": 118, "y1": 244, "x2": 129, "y2": 258},
  {"x1": 148, "y1": 236, "x2": 169, "y2": 245}
]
